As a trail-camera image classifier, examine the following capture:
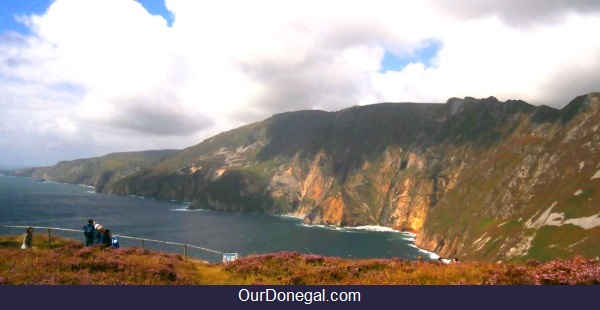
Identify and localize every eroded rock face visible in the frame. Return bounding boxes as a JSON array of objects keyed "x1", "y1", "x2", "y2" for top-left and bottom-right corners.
[
  {"x1": 304, "y1": 194, "x2": 345, "y2": 226},
  {"x1": 413, "y1": 93, "x2": 600, "y2": 262},
  {"x1": 296, "y1": 146, "x2": 448, "y2": 232}
]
